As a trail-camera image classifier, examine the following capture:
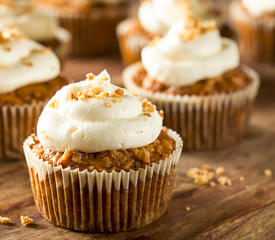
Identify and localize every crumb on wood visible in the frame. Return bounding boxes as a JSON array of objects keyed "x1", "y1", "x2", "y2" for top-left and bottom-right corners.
[
  {"x1": 21, "y1": 216, "x2": 33, "y2": 226},
  {"x1": 264, "y1": 169, "x2": 272, "y2": 177},
  {"x1": 0, "y1": 216, "x2": 11, "y2": 224},
  {"x1": 186, "y1": 206, "x2": 191, "y2": 212}
]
